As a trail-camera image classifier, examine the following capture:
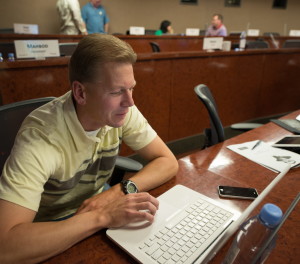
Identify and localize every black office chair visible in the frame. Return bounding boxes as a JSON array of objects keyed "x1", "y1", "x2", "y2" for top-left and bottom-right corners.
[
  {"x1": 59, "y1": 43, "x2": 78, "y2": 56},
  {"x1": 194, "y1": 84, "x2": 225, "y2": 147},
  {"x1": 149, "y1": 42, "x2": 161, "y2": 52},
  {"x1": 194, "y1": 84, "x2": 263, "y2": 148},
  {"x1": 145, "y1": 29, "x2": 157, "y2": 35},
  {"x1": 283, "y1": 40, "x2": 300, "y2": 48},
  {"x1": 246, "y1": 40, "x2": 269, "y2": 49},
  {"x1": 0, "y1": 97, "x2": 56, "y2": 172},
  {"x1": 0, "y1": 98, "x2": 143, "y2": 184}
]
